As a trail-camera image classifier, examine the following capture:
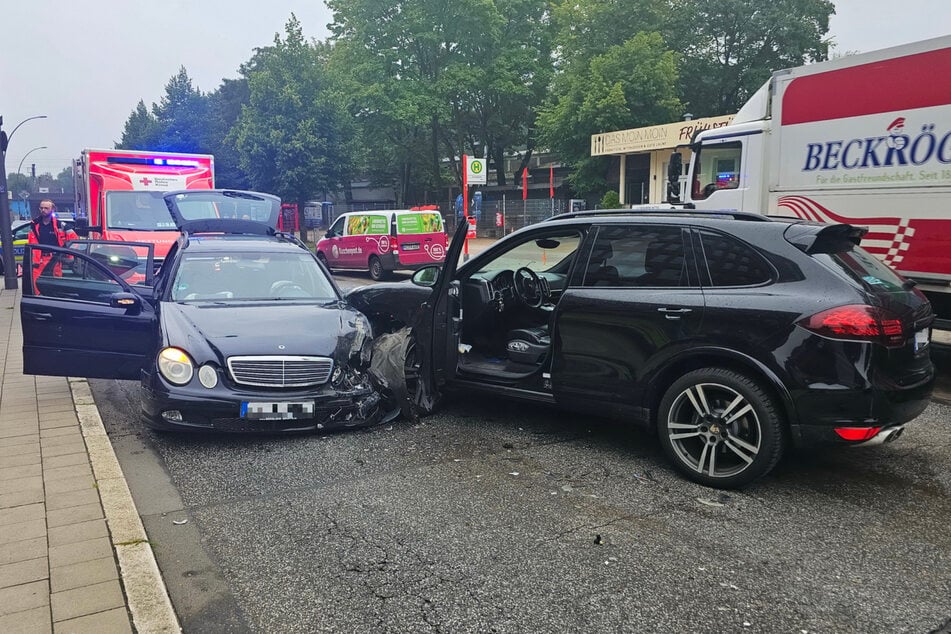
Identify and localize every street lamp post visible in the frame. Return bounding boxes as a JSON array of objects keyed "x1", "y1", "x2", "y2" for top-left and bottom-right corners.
[
  {"x1": 16, "y1": 146, "x2": 47, "y2": 218},
  {"x1": 0, "y1": 115, "x2": 48, "y2": 290}
]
